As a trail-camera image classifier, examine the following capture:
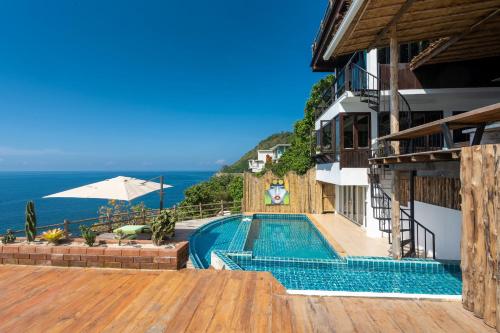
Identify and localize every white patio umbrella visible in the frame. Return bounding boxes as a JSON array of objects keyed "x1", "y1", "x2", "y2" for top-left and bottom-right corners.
[{"x1": 44, "y1": 176, "x2": 172, "y2": 205}]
